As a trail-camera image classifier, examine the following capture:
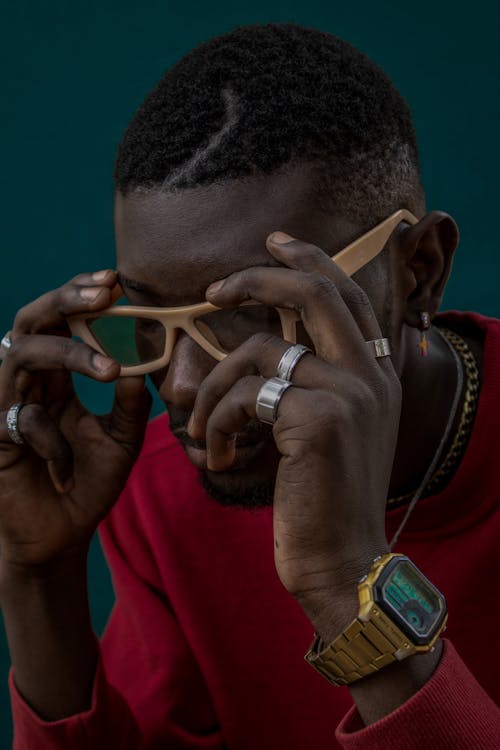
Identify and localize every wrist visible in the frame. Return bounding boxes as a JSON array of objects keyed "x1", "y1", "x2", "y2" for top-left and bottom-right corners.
[
  {"x1": 303, "y1": 550, "x2": 447, "y2": 722},
  {"x1": 0, "y1": 544, "x2": 89, "y2": 600},
  {"x1": 296, "y1": 544, "x2": 390, "y2": 643},
  {"x1": 0, "y1": 543, "x2": 96, "y2": 721}
]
